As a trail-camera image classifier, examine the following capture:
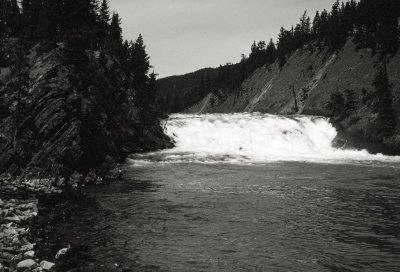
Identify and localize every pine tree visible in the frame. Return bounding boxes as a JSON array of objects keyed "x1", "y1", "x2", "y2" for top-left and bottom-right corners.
[
  {"x1": 62, "y1": 0, "x2": 99, "y2": 67},
  {"x1": 277, "y1": 27, "x2": 294, "y2": 66},
  {"x1": 326, "y1": 0, "x2": 344, "y2": 49},
  {"x1": 120, "y1": 40, "x2": 131, "y2": 71},
  {"x1": 240, "y1": 53, "x2": 247, "y2": 63},
  {"x1": 375, "y1": 1, "x2": 399, "y2": 55},
  {"x1": 21, "y1": 0, "x2": 43, "y2": 40},
  {"x1": 110, "y1": 13, "x2": 122, "y2": 45},
  {"x1": 147, "y1": 71, "x2": 157, "y2": 105},
  {"x1": 293, "y1": 11, "x2": 311, "y2": 50},
  {"x1": 344, "y1": 89, "x2": 357, "y2": 115},
  {"x1": 318, "y1": 9, "x2": 329, "y2": 44},
  {"x1": 100, "y1": 0, "x2": 110, "y2": 25},
  {"x1": 372, "y1": 63, "x2": 395, "y2": 138},
  {"x1": 1, "y1": 0, "x2": 21, "y2": 37},
  {"x1": 249, "y1": 40, "x2": 267, "y2": 69},
  {"x1": 62, "y1": 0, "x2": 98, "y2": 46},
  {"x1": 107, "y1": 12, "x2": 123, "y2": 55},
  {"x1": 326, "y1": 91, "x2": 345, "y2": 119},
  {"x1": 1, "y1": 0, "x2": 21, "y2": 66},
  {"x1": 342, "y1": 0, "x2": 357, "y2": 37},
  {"x1": 354, "y1": 0, "x2": 399, "y2": 55},
  {"x1": 250, "y1": 41, "x2": 257, "y2": 56},
  {"x1": 21, "y1": 0, "x2": 41, "y2": 25},
  {"x1": 8, "y1": 39, "x2": 29, "y2": 164},
  {"x1": 312, "y1": 11, "x2": 321, "y2": 35},
  {"x1": 40, "y1": 0, "x2": 62, "y2": 42},
  {"x1": 257, "y1": 41, "x2": 266, "y2": 51},
  {"x1": 130, "y1": 34, "x2": 150, "y2": 86},
  {"x1": 99, "y1": 0, "x2": 110, "y2": 48},
  {"x1": 265, "y1": 39, "x2": 277, "y2": 64}
]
